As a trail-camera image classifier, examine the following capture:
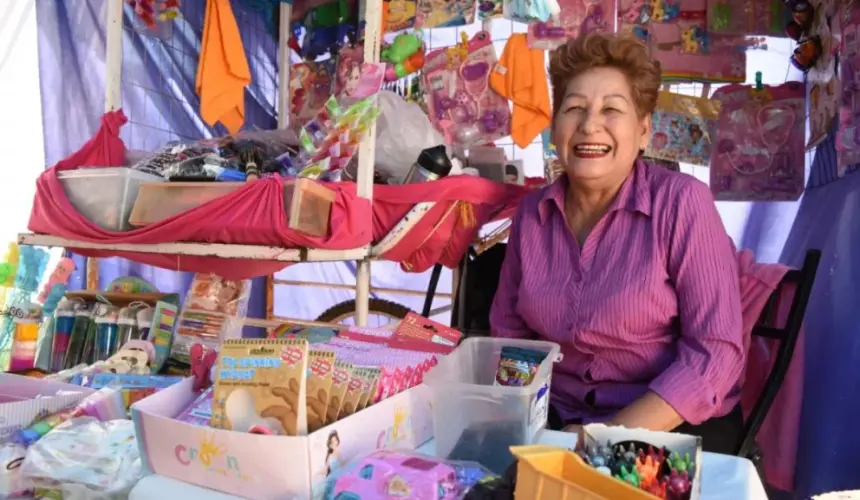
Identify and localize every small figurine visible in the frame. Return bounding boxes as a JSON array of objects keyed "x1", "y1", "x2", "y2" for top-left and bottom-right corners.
[
  {"x1": 639, "y1": 445, "x2": 666, "y2": 465},
  {"x1": 647, "y1": 479, "x2": 668, "y2": 499},
  {"x1": 668, "y1": 451, "x2": 694, "y2": 474},
  {"x1": 614, "y1": 465, "x2": 640, "y2": 487},
  {"x1": 585, "y1": 445, "x2": 610, "y2": 468},
  {"x1": 614, "y1": 443, "x2": 638, "y2": 466},
  {"x1": 189, "y1": 343, "x2": 218, "y2": 392},
  {"x1": 635, "y1": 455, "x2": 661, "y2": 489},
  {"x1": 790, "y1": 36, "x2": 822, "y2": 72}
]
